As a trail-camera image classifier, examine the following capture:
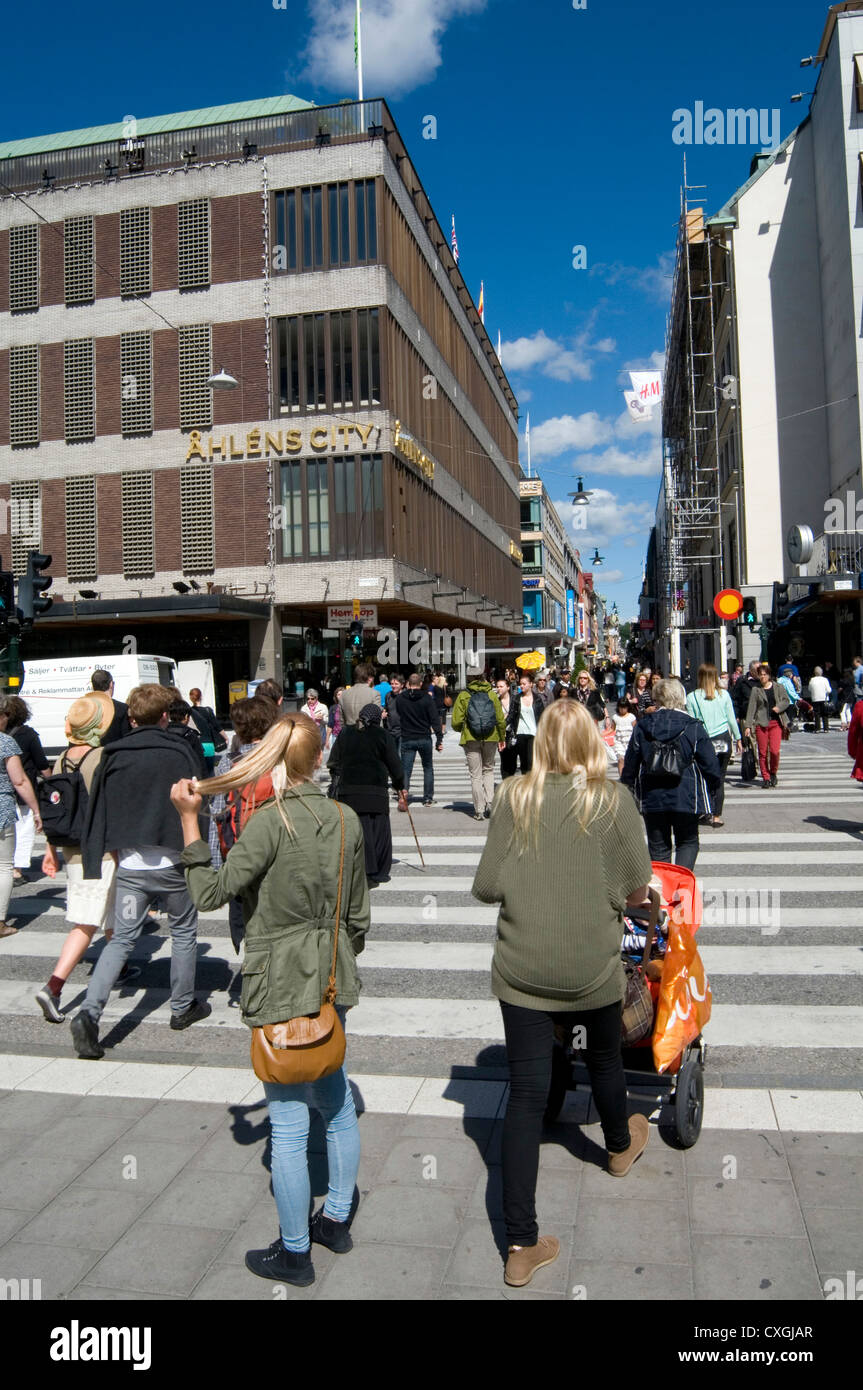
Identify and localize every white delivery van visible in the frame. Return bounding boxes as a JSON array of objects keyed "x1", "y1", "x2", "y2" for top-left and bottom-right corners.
[{"x1": 22, "y1": 654, "x2": 178, "y2": 755}]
